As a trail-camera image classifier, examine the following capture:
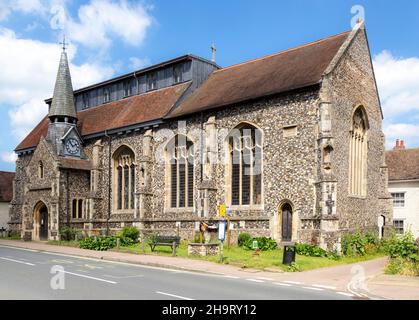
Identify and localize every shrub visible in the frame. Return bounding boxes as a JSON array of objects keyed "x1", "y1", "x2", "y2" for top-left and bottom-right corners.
[
  {"x1": 295, "y1": 243, "x2": 327, "y2": 257},
  {"x1": 342, "y1": 232, "x2": 368, "y2": 256},
  {"x1": 238, "y1": 232, "x2": 252, "y2": 247},
  {"x1": 383, "y1": 231, "x2": 418, "y2": 261},
  {"x1": 287, "y1": 262, "x2": 301, "y2": 272},
  {"x1": 243, "y1": 237, "x2": 277, "y2": 251},
  {"x1": 119, "y1": 226, "x2": 139, "y2": 242},
  {"x1": 79, "y1": 236, "x2": 117, "y2": 251},
  {"x1": 59, "y1": 226, "x2": 77, "y2": 241},
  {"x1": 385, "y1": 257, "x2": 419, "y2": 276}
]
